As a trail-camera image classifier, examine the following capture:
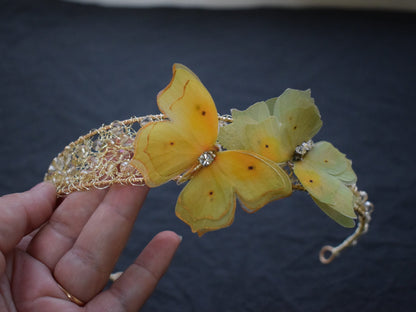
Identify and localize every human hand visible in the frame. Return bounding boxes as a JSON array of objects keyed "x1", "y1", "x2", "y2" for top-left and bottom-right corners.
[{"x1": 0, "y1": 182, "x2": 182, "y2": 311}]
